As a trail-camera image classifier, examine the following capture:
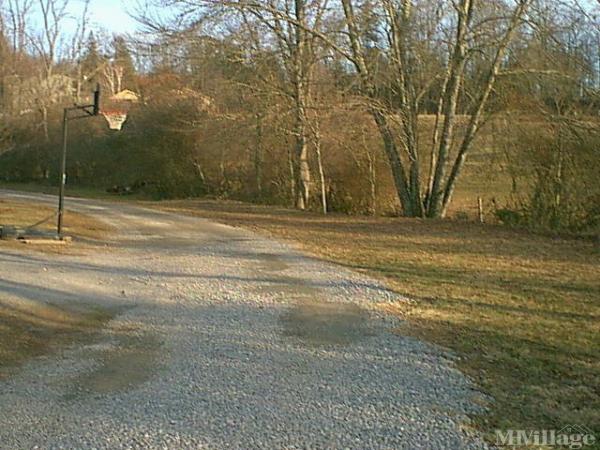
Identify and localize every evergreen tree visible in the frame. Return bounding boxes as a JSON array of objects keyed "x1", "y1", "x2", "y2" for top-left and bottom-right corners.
[
  {"x1": 113, "y1": 35, "x2": 136, "y2": 90},
  {"x1": 80, "y1": 32, "x2": 104, "y2": 86}
]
